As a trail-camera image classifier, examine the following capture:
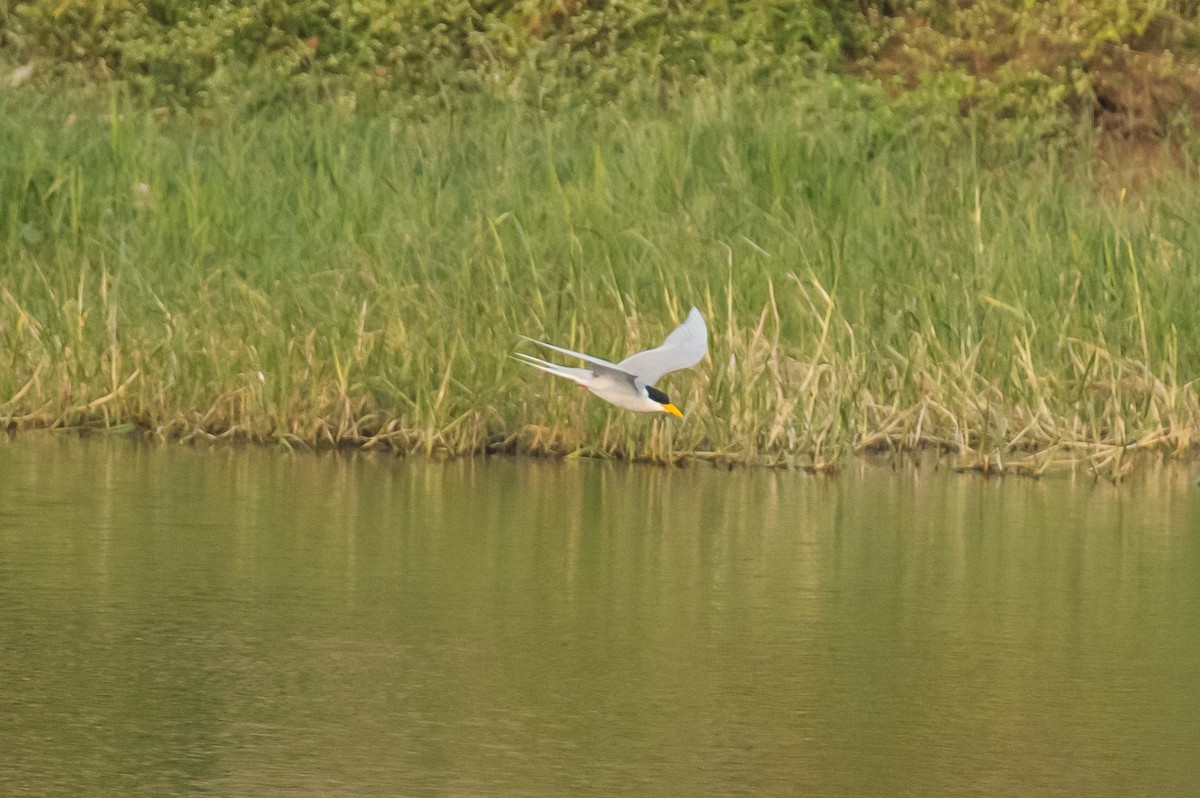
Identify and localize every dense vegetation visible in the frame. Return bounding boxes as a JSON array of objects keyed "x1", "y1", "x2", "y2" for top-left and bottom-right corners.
[
  {"x1": 3, "y1": 2, "x2": 1200, "y2": 477},
  {"x1": 5, "y1": 1, "x2": 1200, "y2": 137}
]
